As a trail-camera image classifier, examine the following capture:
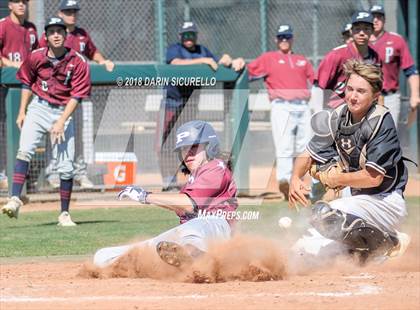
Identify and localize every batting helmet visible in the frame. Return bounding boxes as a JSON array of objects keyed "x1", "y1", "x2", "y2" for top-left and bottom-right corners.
[{"x1": 174, "y1": 120, "x2": 220, "y2": 160}]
